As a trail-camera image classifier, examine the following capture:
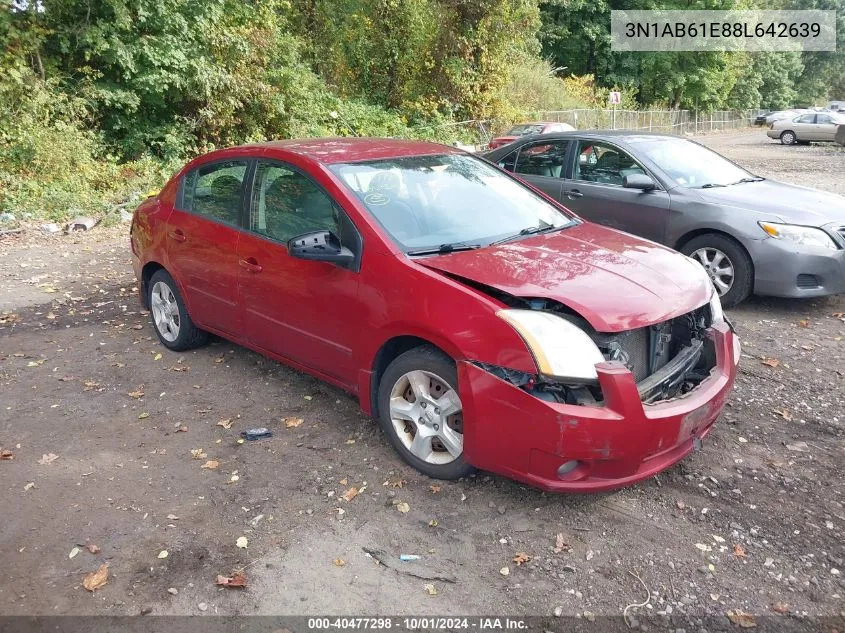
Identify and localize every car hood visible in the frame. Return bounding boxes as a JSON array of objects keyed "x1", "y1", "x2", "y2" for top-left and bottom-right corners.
[
  {"x1": 418, "y1": 223, "x2": 711, "y2": 333},
  {"x1": 692, "y1": 180, "x2": 845, "y2": 226}
]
